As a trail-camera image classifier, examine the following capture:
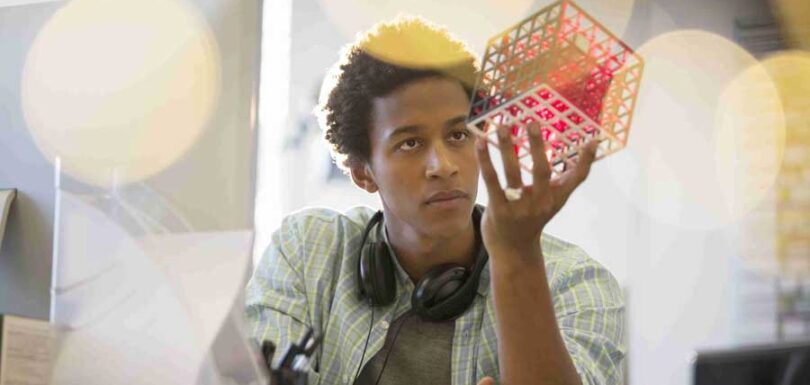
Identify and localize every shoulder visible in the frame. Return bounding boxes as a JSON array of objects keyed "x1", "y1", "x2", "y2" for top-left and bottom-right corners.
[
  {"x1": 266, "y1": 205, "x2": 376, "y2": 269},
  {"x1": 540, "y1": 233, "x2": 620, "y2": 296},
  {"x1": 280, "y1": 205, "x2": 375, "y2": 231},
  {"x1": 274, "y1": 205, "x2": 376, "y2": 247},
  {"x1": 540, "y1": 232, "x2": 592, "y2": 270},
  {"x1": 252, "y1": 205, "x2": 377, "y2": 307}
]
